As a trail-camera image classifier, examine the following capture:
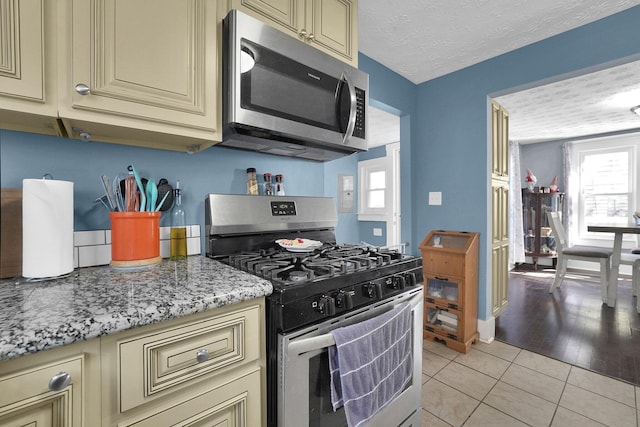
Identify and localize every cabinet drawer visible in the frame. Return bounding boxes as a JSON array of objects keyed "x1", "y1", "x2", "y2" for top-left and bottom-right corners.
[
  {"x1": 424, "y1": 304, "x2": 462, "y2": 341},
  {"x1": 422, "y1": 251, "x2": 464, "y2": 277},
  {"x1": 0, "y1": 355, "x2": 83, "y2": 425},
  {"x1": 119, "y1": 368, "x2": 262, "y2": 427},
  {"x1": 118, "y1": 304, "x2": 261, "y2": 412},
  {"x1": 424, "y1": 276, "x2": 462, "y2": 309}
]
